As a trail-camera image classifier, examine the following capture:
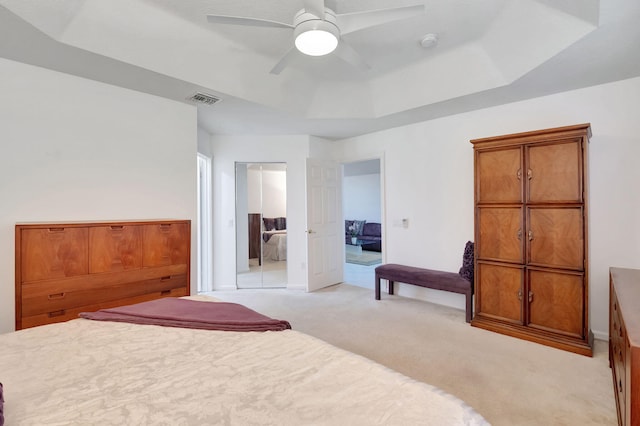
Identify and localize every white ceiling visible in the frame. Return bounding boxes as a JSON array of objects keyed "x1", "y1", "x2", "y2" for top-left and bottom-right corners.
[{"x1": 1, "y1": 0, "x2": 639, "y2": 139}]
